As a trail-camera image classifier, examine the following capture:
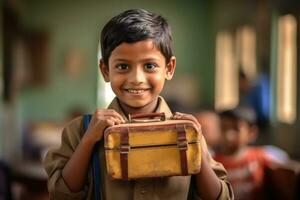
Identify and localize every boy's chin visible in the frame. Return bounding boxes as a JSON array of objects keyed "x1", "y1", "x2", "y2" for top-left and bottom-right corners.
[
  {"x1": 119, "y1": 98, "x2": 145, "y2": 107},
  {"x1": 119, "y1": 98, "x2": 158, "y2": 112},
  {"x1": 124, "y1": 101, "x2": 150, "y2": 109}
]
